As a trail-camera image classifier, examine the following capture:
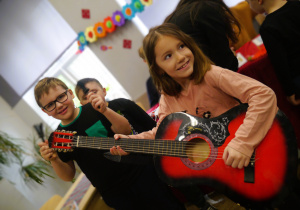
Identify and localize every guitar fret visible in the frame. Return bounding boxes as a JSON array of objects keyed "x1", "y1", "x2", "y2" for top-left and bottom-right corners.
[
  {"x1": 156, "y1": 140, "x2": 161, "y2": 155},
  {"x1": 169, "y1": 140, "x2": 172, "y2": 156},
  {"x1": 149, "y1": 139, "x2": 152, "y2": 155},
  {"x1": 100, "y1": 137, "x2": 102, "y2": 149}
]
